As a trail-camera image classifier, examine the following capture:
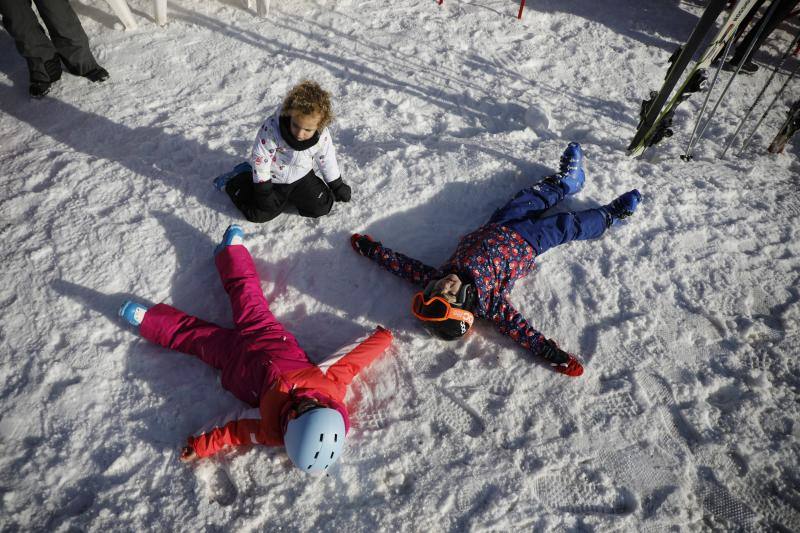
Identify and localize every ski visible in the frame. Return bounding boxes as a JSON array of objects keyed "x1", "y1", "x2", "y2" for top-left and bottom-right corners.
[
  {"x1": 628, "y1": 0, "x2": 759, "y2": 157},
  {"x1": 627, "y1": 0, "x2": 727, "y2": 156},
  {"x1": 738, "y1": 61, "x2": 800, "y2": 155},
  {"x1": 768, "y1": 100, "x2": 800, "y2": 153},
  {"x1": 683, "y1": 0, "x2": 782, "y2": 160}
]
